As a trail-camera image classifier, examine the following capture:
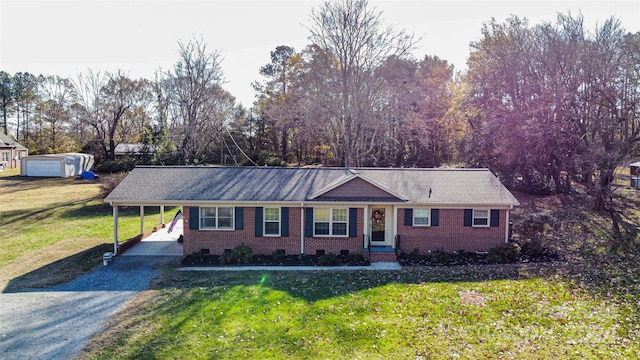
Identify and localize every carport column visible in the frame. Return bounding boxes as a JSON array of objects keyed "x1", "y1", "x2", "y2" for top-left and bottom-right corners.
[
  {"x1": 113, "y1": 206, "x2": 119, "y2": 255},
  {"x1": 140, "y1": 206, "x2": 145, "y2": 234},
  {"x1": 160, "y1": 205, "x2": 165, "y2": 225}
]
